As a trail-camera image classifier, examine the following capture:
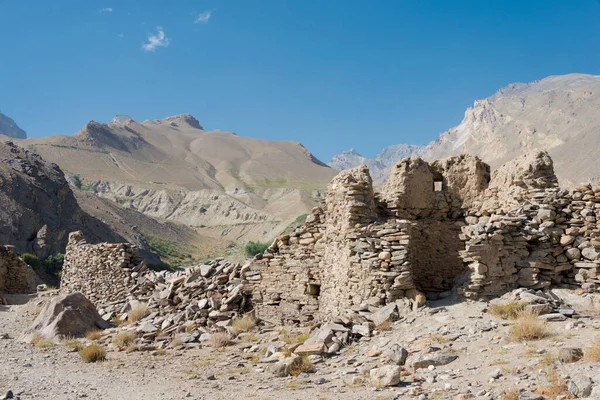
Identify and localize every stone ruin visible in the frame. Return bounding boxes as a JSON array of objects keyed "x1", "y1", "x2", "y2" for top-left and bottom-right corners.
[
  {"x1": 0, "y1": 244, "x2": 38, "y2": 300},
  {"x1": 52, "y1": 151, "x2": 600, "y2": 336},
  {"x1": 249, "y1": 151, "x2": 600, "y2": 324}
]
